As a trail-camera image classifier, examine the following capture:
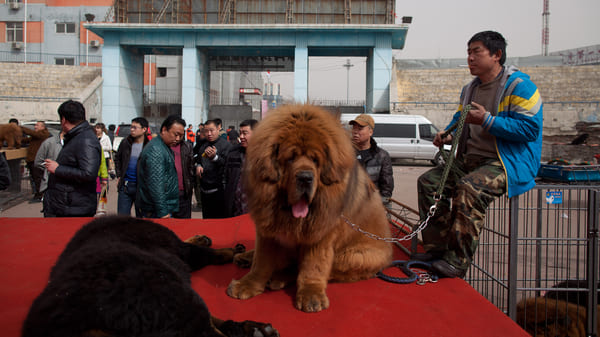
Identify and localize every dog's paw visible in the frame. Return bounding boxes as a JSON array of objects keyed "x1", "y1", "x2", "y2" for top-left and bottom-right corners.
[
  {"x1": 233, "y1": 243, "x2": 246, "y2": 255},
  {"x1": 184, "y1": 235, "x2": 212, "y2": 247},
  {"x1": 219, "y1": 320, "x2": 279, "y2": 337},
  {"x1": 295, "y1": 286, "x2": 329, "y2": 312},
  {"x1": 227, "y1": 279, "x2": 264, "y2": 300},
  {"x1": 244, "y1": 321, "x2": 279, "y2": 337},
  {"x1": 233, "y1": 250, "x2": 254, "y2": 268}
]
